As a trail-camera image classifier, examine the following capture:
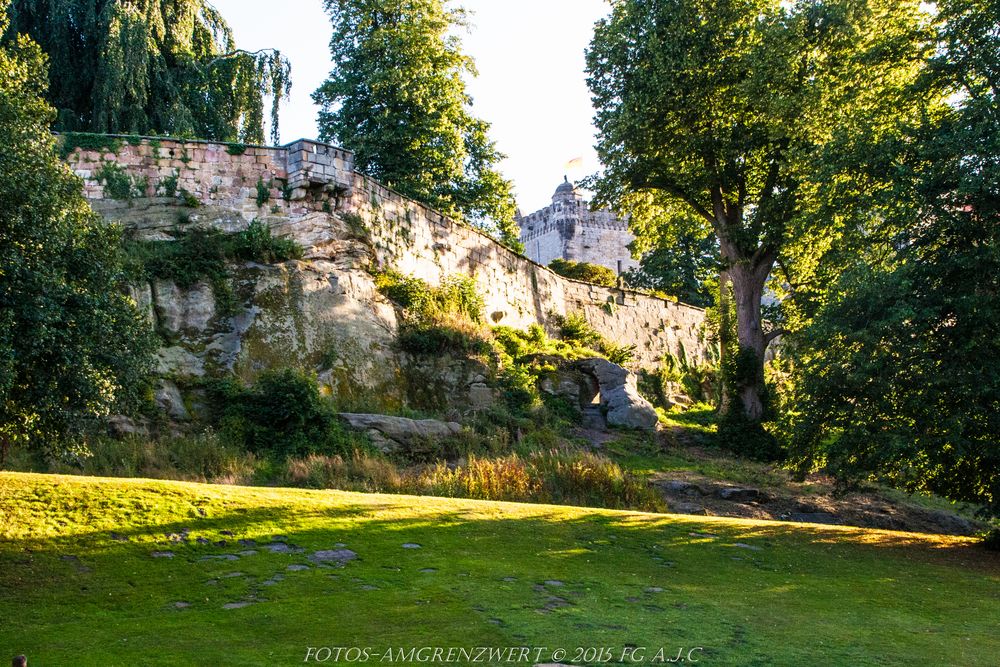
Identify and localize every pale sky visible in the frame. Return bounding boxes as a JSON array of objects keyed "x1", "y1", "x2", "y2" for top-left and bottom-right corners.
[{"x1": 211, "y1": 0, "x2": 611, "y2": 213}]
